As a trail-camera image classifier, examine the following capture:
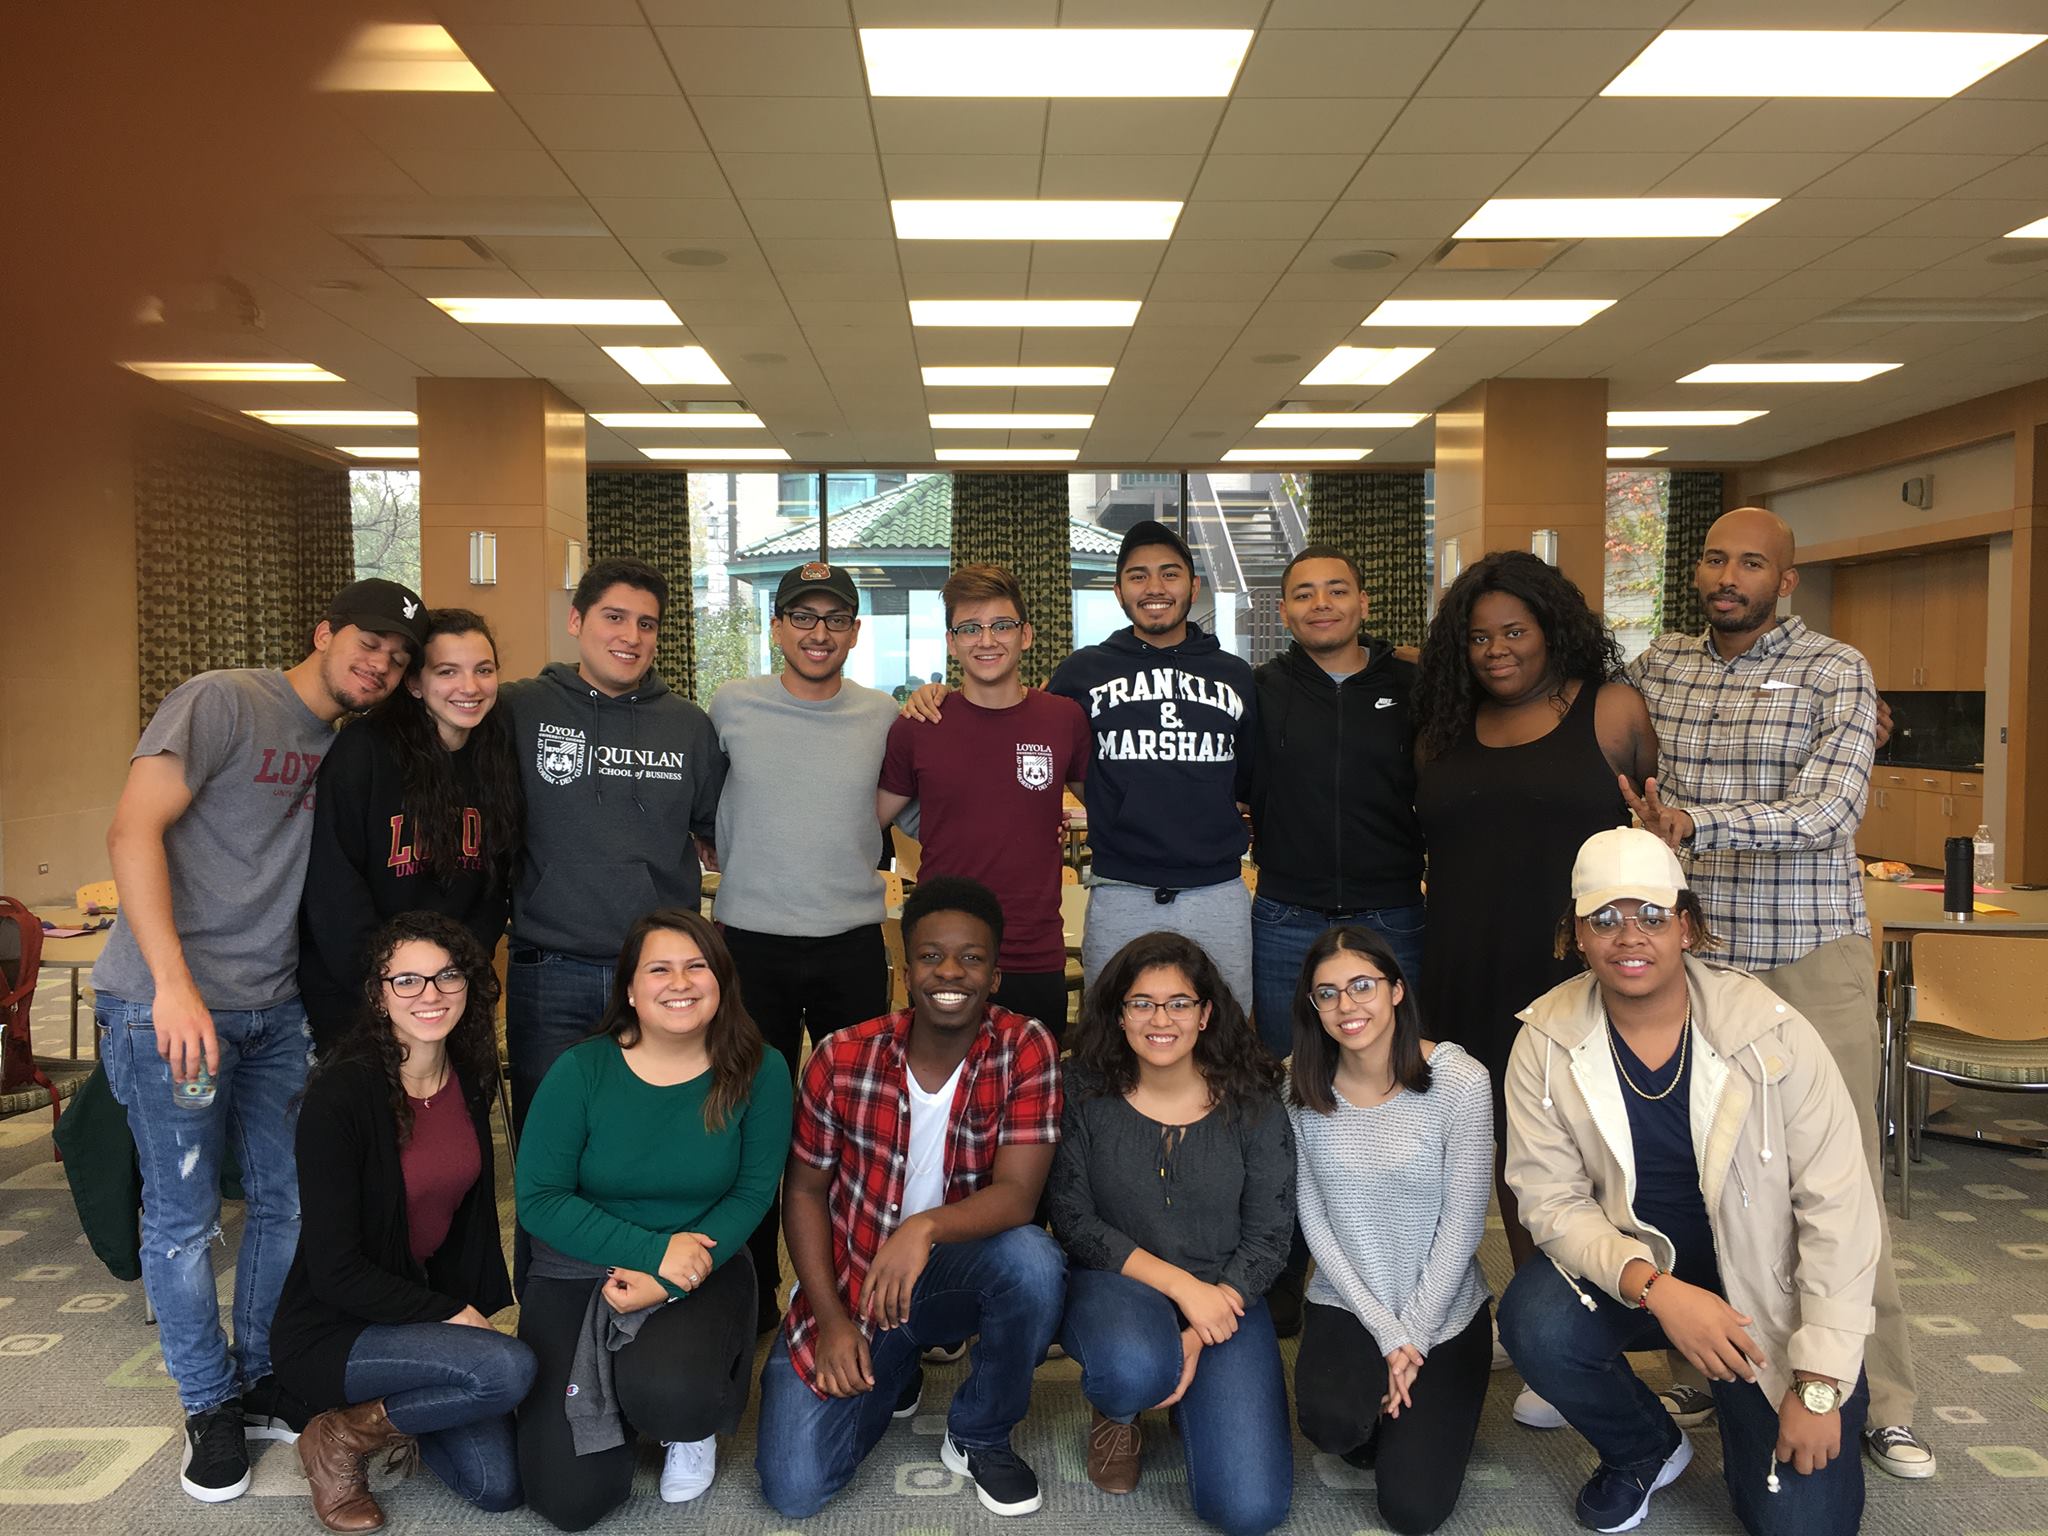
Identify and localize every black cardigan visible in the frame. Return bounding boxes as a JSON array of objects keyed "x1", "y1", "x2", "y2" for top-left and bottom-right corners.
[{"x1": 270, "y1": 1057, "x2": 512, "y2": 1412}]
